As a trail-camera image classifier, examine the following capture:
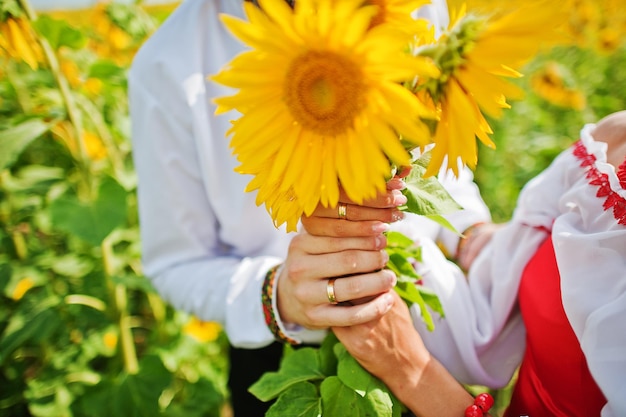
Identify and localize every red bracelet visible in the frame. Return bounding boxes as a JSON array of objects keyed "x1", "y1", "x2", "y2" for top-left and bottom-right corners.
[{"x1": 464, "y1": 393, "x2": 494, "y2": 417}]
